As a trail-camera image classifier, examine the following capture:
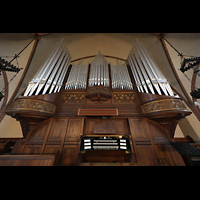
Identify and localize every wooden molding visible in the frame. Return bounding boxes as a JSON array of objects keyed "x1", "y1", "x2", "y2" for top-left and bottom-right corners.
[{"x1": 78, "y1": 108, "x2": 118, "y2": 116}]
